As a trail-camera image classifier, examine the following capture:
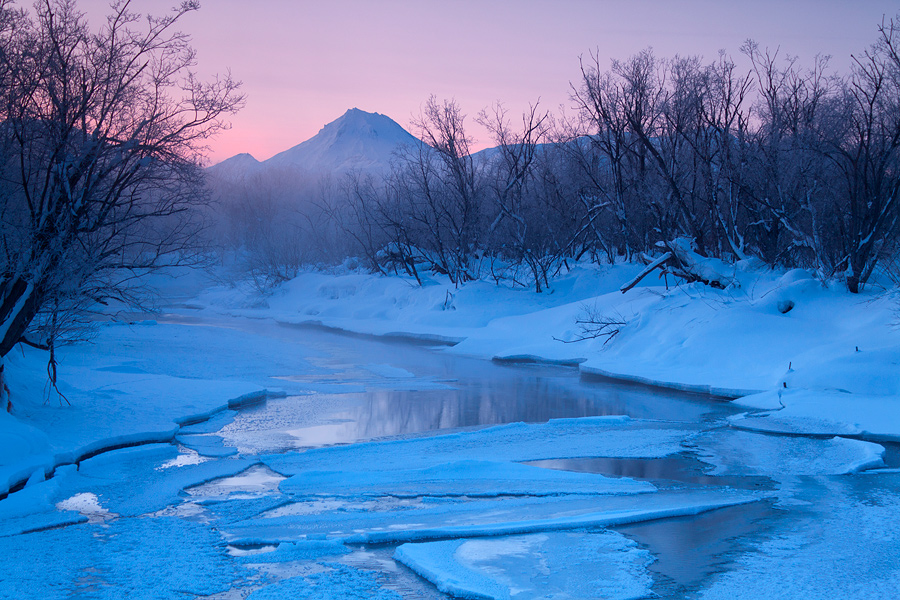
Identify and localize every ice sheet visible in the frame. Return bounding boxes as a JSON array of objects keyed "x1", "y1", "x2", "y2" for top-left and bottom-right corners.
[
  {"x1": 692, "y1": 429, "x2": 885, "y2": 478},
  {"x1": 395, "y1": 530, "x2": 654, "y2": 600},
  {"x1": 697, "y1": 475, "x2": 900, "y2": 599},
  {"x1": 279, "y1": 459, "x2": 654, "y2": 498},
  {"x1": 222, "y1": 488, "x2": 763, "y2": 546}
]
